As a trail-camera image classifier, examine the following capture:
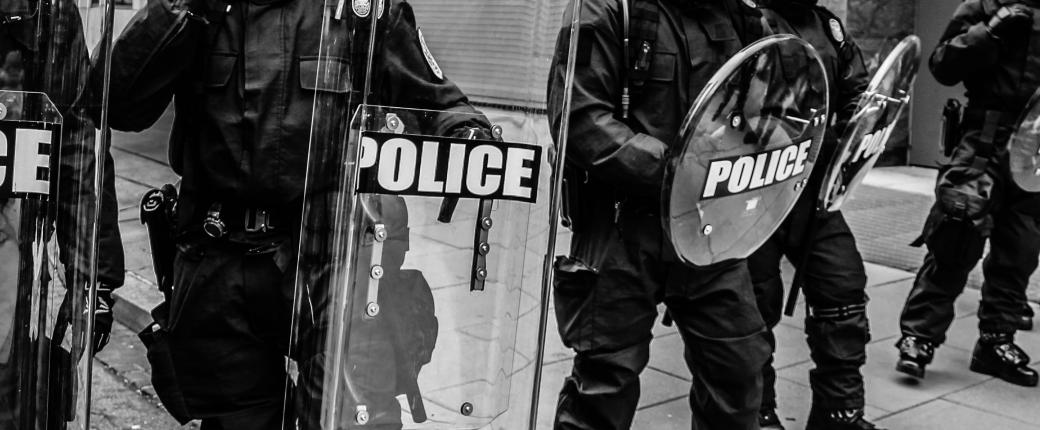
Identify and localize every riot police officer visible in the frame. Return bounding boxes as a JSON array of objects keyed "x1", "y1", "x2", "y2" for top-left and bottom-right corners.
[
  {"x1": 896, "y1": 0, "x2": 1040, "y2": 387},
  {"x1": 749, "y1": 1, "x2": 881, "y2": 429},
  {"x1": 106, "y1": 0, "x2": 490, "y2": 428},
  {"x1": 546, "y1": 0, "x2": 772, "y2": 428}
]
